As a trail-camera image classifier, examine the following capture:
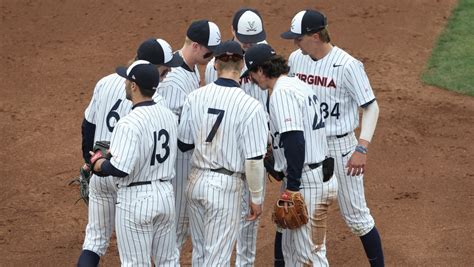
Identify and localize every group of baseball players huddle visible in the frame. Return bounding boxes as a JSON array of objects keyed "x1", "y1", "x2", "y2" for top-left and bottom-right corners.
[{"x1": 76, "y1": 7, "x2": 384, "y2": 267}]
